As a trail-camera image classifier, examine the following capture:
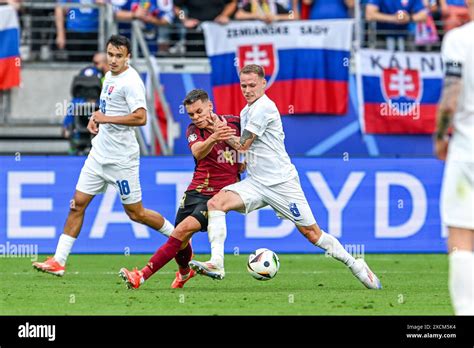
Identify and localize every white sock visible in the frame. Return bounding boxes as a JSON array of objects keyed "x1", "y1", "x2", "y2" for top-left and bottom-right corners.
[
  {"x1": 54, "y1": 234, "x2": 76, "y2": 266},
  {"x1": 158, "y1": 218, "x2": 174, "y2": 237},
  {"x1": 449, "y1": 250, "x2": 474, "y2": 315},
  {"x1": 315, "y1": 230, "x2": 356, "y2": 268},
  {"x1": 207, "y1": 210, "x2": 226, "y2": 268}
]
